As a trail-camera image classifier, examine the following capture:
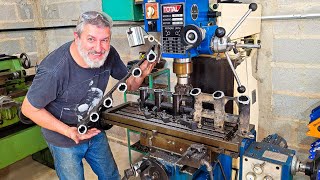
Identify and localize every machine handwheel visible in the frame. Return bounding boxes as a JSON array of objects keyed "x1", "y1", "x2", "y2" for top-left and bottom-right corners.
[
  {"x1": 140, "y1": 159, "x2": 169, "y2": 180},
  {"x1": 20, "y1": 53, "x2": 31, "y2": 69}
]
